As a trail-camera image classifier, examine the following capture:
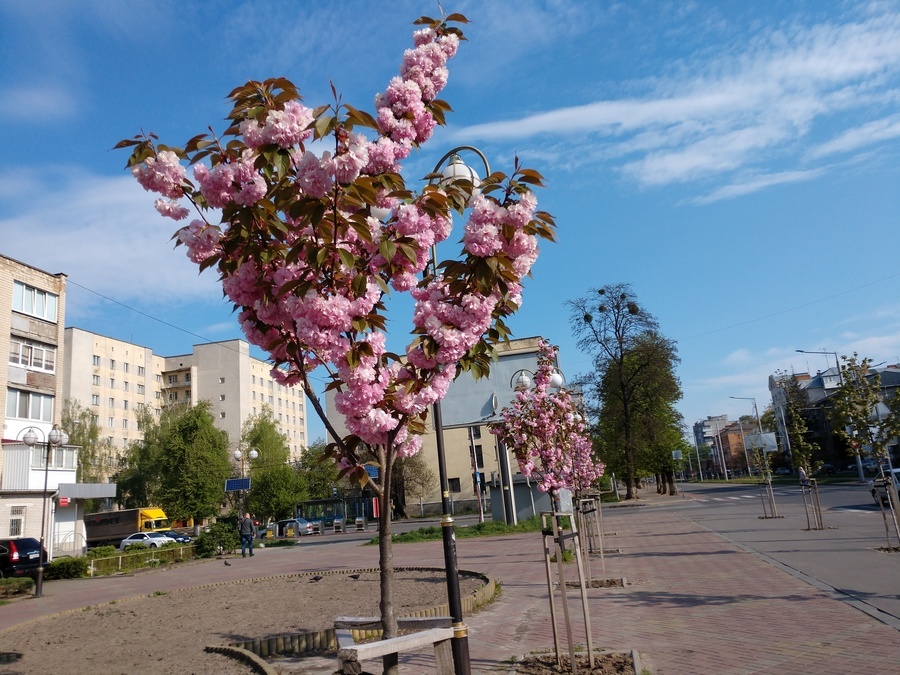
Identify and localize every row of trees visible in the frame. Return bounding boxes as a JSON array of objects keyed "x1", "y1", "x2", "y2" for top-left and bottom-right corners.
[
  {"x1": 567, "y1": 283, "x2": 687, "y2": 499},
  {"x1": 63, "y1": 400, "x2": 339, "y2": 524}
]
